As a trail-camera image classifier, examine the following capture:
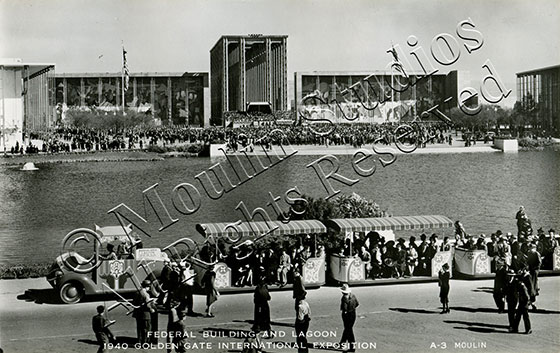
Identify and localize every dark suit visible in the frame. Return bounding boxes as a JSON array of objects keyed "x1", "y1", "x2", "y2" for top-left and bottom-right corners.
[
  {"x1": 253, "y1": 284, "x2": 271, "y2": 332},
  {"x1": 340, "y1": 293, "x2": 359, "y2": 352},
  {"x1": 513, "y1": 279, "x2": 531, "y2": 333}
]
